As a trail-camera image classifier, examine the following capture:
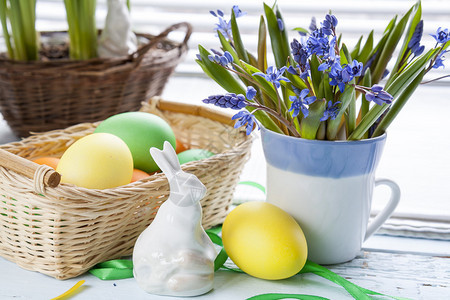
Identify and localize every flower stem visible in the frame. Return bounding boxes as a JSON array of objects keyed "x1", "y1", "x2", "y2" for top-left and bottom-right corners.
[
  {"x1": 273, "y1": 82, "x2": 283, "y2": 115},
  {"x1": 250, "y1": 103, "x2": 300, "y2": 137},
  {"x1": 420, "y1": 74, "x2": 450, "y2": 84}
]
